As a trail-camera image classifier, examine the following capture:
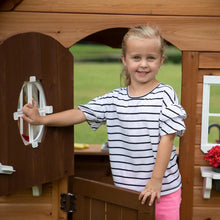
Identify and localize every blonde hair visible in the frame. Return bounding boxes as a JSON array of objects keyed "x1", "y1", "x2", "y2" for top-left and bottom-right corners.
[{"x1": 120, "y1": 25, "x2": 166, "y2": 87}]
